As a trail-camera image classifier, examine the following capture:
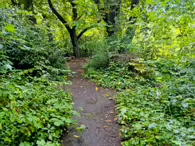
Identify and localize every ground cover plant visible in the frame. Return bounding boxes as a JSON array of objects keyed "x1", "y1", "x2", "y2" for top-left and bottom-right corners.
[
  {"x1": 0, "y1": 8, "x2": 75, "y2": 145},
  {"x1": 85, "y1": 57, "x2": 195, "y2": 146},
  {"x1": 85, "y1": 0, "x2": 195, "y2": 145}
]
